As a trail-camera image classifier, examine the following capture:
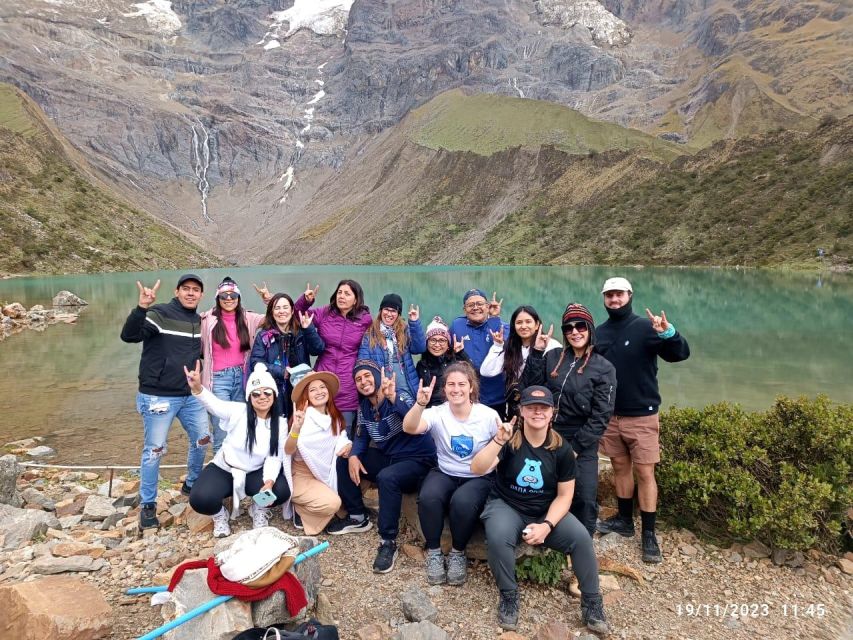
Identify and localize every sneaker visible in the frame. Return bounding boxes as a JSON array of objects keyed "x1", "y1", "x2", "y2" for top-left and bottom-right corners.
[
  {"x1": 498, "y1": 589, "x2": 519, "y2": 631},
  {"x1": 642, "y1": 530, "x2": 662, "y2": 563},
  {"x1": 139, "y1": 503, "x2": 159, "y2": 529},
  {"x1": 212, "y1": 507, "x2": 231, "y2": 538},
  {"x1": 325, "y1": 514, "x2": 372, "y2": 535},
  {"x1": 425, "y1": 549, "x2": 446, "y2": 585},
  {"x1": 372, "y1": 540, "x2": 398, "y2": 574},
  {"x1": 250, "y1": 503, "x2": 271, "y2": 529},
  {"x1": 180, "y1": 481, "x2": 192, "y2": 497},
  {"x1": 581, "y1": 593, "x2": 610, "y2": 635},
  {"x1": 596, "y1": 514, "x2": 635, "y2": 537},
  {"x1": 446, "y1": 549, "x2": 468, "y2": 586},
  {"x1": 293, "y1": 512, "x2": 304, "y2": 530}
]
